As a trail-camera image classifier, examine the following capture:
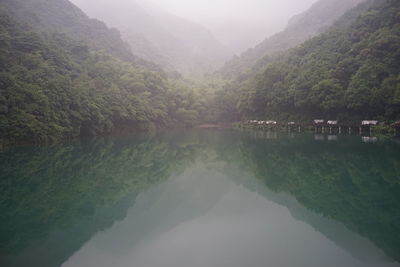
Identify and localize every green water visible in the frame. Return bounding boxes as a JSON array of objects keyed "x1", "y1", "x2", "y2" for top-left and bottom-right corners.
[{"x1": 1, "y1": 129, "x2": 400, "y2": 267}]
